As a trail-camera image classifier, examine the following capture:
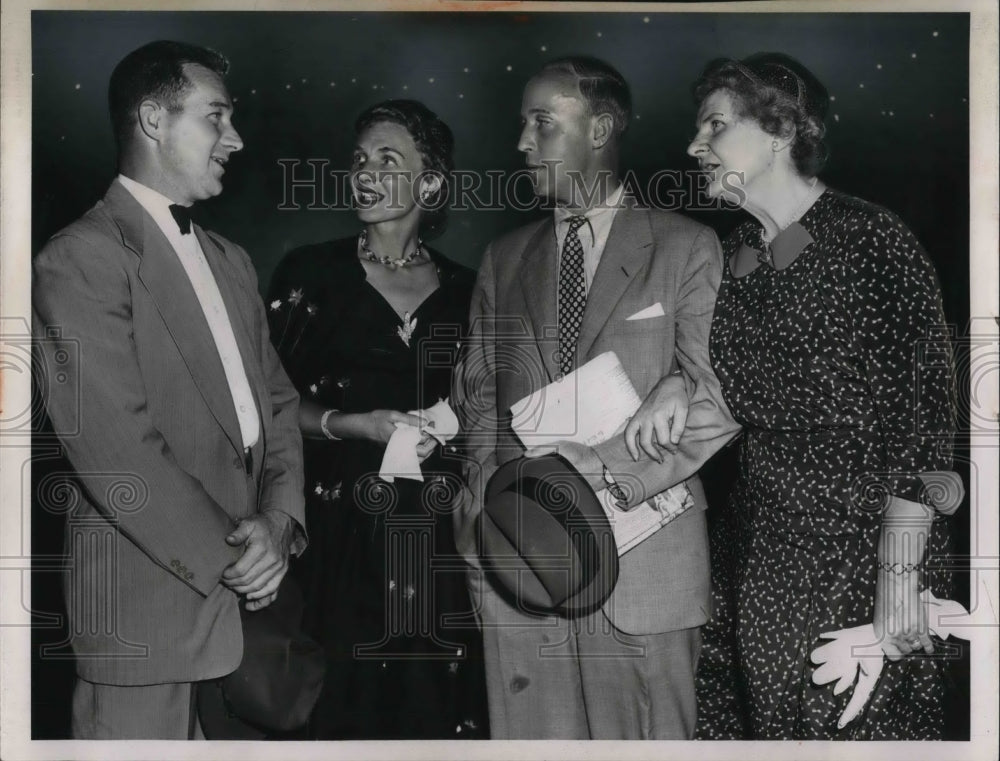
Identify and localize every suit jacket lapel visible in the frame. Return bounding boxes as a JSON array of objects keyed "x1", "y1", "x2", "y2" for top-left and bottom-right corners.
[
  {"x1": 517, "y1": 221, "x2": 560, "y2": 383},
  {"x1": 106, "y1": 183, "x2": 244, "y2": 457},
  {"x1": 576, "y1": 205, "x2": 653, "y2": 361}
]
